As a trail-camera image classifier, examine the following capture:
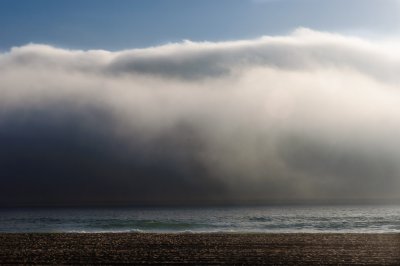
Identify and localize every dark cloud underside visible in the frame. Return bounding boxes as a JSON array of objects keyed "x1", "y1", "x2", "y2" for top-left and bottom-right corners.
[{"x1": 1, "y1": 29, "x2": 400, "y2": 206}]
